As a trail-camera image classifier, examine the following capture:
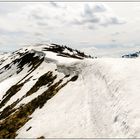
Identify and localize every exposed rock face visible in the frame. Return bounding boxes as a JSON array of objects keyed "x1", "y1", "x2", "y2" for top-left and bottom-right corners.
[{"x1": 122, "y1": 51, "x2": 140, "y2": 58}]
